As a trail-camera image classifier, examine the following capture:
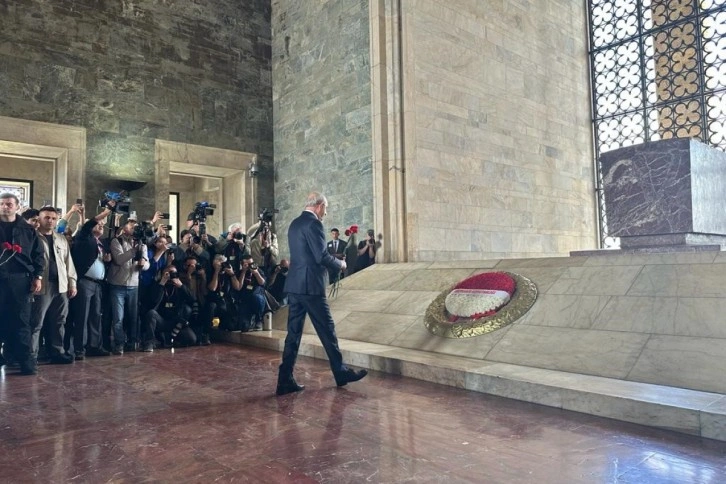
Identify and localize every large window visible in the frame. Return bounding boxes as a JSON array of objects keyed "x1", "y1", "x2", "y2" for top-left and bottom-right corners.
[{"x1": 588, "y1": 0, "x2": 726, "y2": 246}]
